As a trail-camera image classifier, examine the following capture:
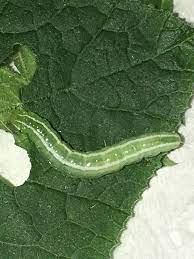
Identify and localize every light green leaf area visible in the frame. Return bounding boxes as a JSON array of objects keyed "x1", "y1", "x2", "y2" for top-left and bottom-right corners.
[
  {"x1": 142, "y1": 0, "x2": 173, "y2": 11},
  {"x1": 0, "y1": 1, "x2": 194, "y2": 258},
  {"x1": 0, "y1": 46, "x2": 36, "y2": 130},
  {"x1": 162, "y1": 155, "x2": 177, "y2": 166}
]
